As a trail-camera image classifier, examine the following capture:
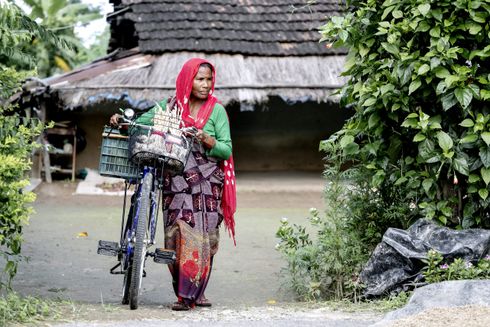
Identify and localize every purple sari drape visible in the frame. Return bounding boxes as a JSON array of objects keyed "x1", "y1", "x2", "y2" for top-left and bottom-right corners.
[{"x1": 163, "y1": 140, "x2": 223, "y2": 304}]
